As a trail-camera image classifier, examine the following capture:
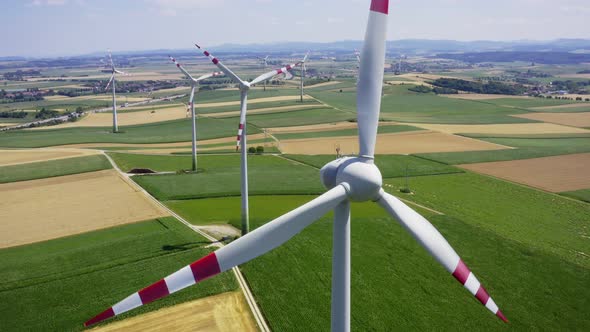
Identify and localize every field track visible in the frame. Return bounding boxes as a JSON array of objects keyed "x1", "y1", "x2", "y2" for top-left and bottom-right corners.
[
  {"x1": 459, "y1": 153, "x2": 590, "y2": 192},
  {"x1": 512, "y1": 112, "x2": 590, "y2": 127},
  {"x1": 278, "y1": 131, "x2": 510, "y2": 155},
  {"x1": 92, "y1": 291, "x2": 257, "y2": 332},
  {"x1": 0, "y1": 148, "x2": 100, "y2": 166},
  {"x1": 0, "y1": 169, "x2": 169, "y2": 248}
]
